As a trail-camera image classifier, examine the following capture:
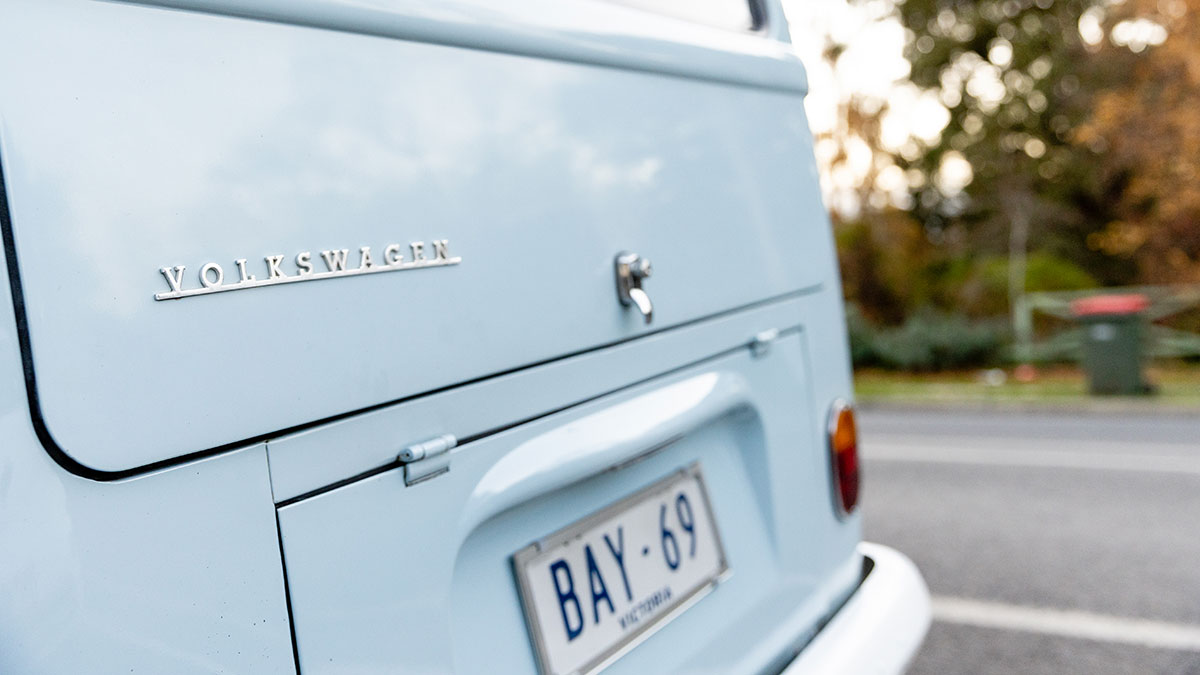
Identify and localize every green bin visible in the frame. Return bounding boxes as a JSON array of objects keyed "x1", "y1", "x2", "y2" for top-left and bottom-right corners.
[{"x1": 1071, "y1": 294, "x2": 1150, "y2": 396}]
